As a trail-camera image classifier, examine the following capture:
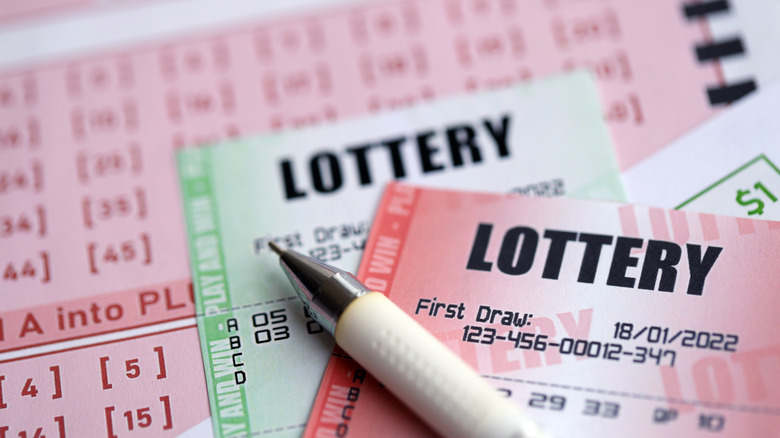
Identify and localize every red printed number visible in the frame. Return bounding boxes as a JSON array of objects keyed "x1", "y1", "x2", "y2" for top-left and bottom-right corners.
[{"x1": 21, "y1": 378, "x2": 38, "y2": 398}]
